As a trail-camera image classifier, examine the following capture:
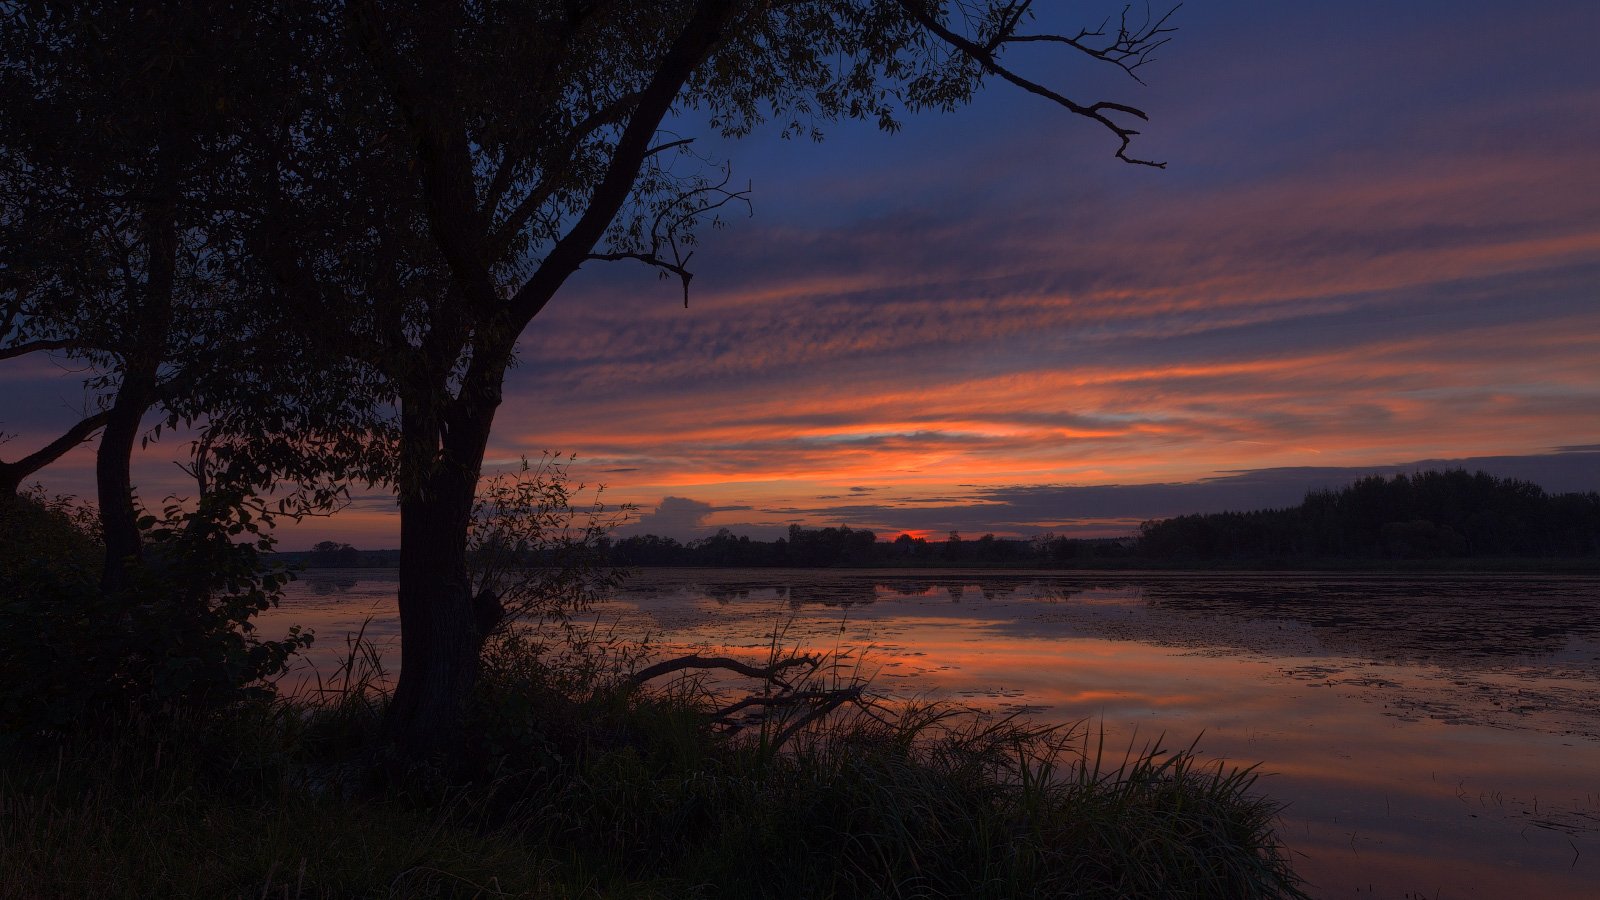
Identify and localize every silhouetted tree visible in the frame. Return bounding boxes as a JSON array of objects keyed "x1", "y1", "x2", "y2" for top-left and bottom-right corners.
[
  {"x1": 0, "y1": 2, "x2": 398, "y2": 731},
  {"x1": 0, "y1": 3, "x2": 188, "y2": 528},
  {"x1": 611, "y1": 534, "x2": 688, "y2": 567},
  {"x1": 220, "y1": 0, "x2": 1178, "y2": 756},
  {"x1": 2, "y1": 2, "x2": 1401, "y2": 758},
  {"x1": 0, "y1": 3, "x2": 391, "y2": 595}
]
